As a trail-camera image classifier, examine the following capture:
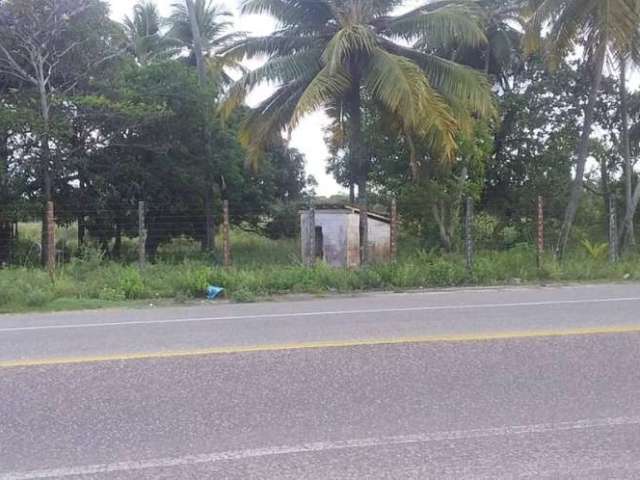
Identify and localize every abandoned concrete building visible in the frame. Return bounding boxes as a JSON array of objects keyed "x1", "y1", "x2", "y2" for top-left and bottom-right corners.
[{"x1": 300, "y1": 206, "x2": 391, "y2": 267}]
